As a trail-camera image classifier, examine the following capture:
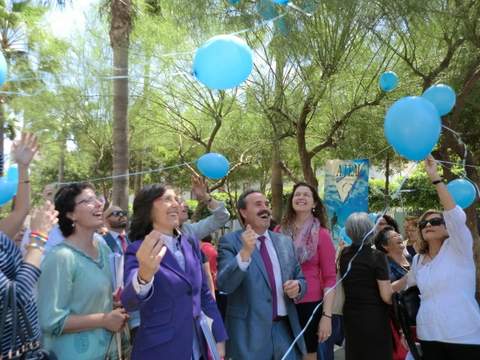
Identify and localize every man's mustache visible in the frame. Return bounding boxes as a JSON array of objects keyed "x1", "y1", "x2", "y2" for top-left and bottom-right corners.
[{"x1": 257, "y1": 210, "x2": 271, "y2": 217}]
